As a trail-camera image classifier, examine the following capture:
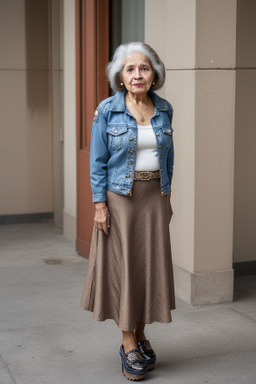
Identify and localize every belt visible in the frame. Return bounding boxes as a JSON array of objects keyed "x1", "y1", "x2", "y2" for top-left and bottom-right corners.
[{"x1": 134, "y1": 170, "x2": 160, "y2": 181}]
